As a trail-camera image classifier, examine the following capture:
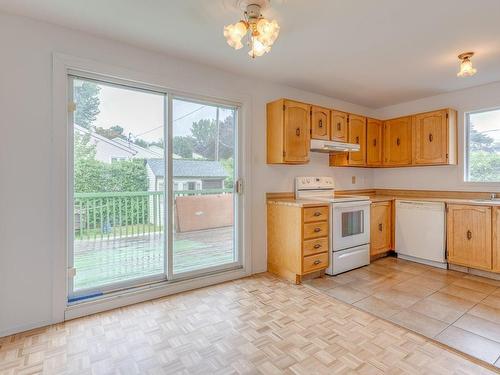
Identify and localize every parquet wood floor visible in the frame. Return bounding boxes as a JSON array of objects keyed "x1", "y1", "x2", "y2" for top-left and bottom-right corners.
[{"x1": 0, "y1": 273, "x2": 498, "y2": 374}]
